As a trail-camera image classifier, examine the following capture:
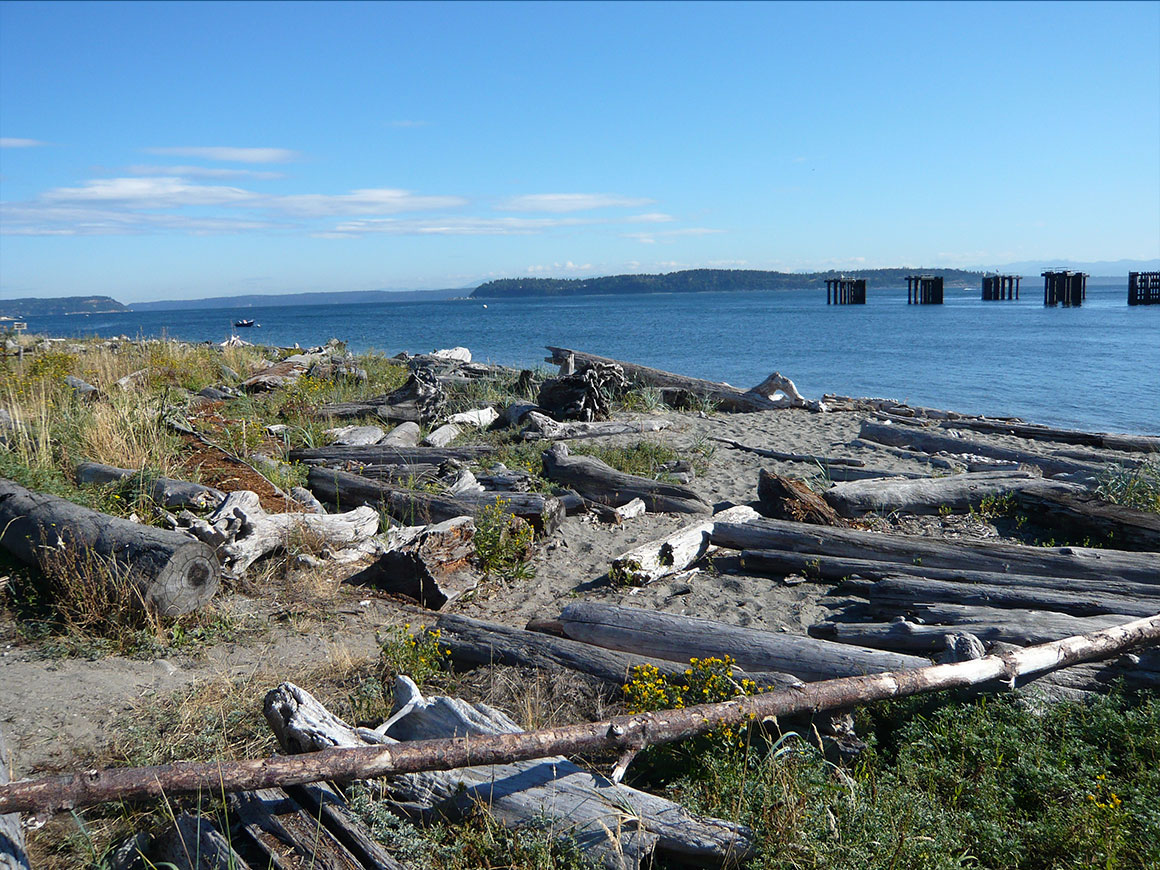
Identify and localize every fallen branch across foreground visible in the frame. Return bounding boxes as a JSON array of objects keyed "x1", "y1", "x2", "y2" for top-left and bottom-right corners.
[{"x1": 2, "y1": 613, "x2": 1158, "y2": 816}]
